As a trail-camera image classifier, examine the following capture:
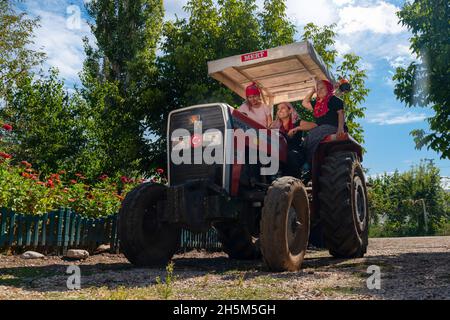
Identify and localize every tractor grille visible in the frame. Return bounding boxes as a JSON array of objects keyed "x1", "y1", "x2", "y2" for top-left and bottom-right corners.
[{"x1": 168, "y1": 105, "x2": 226, "y2": 187}]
